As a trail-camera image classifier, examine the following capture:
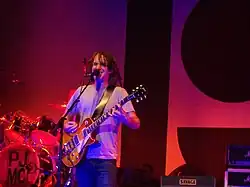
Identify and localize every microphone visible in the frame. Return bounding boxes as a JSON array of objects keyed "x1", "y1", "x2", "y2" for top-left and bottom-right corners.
[
  {"x1": 91, "y1": 69, "x2": 100, "y2": 77},
  {"x1": 84, "y1": 69, "x2": 100, "y2": 77}
]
